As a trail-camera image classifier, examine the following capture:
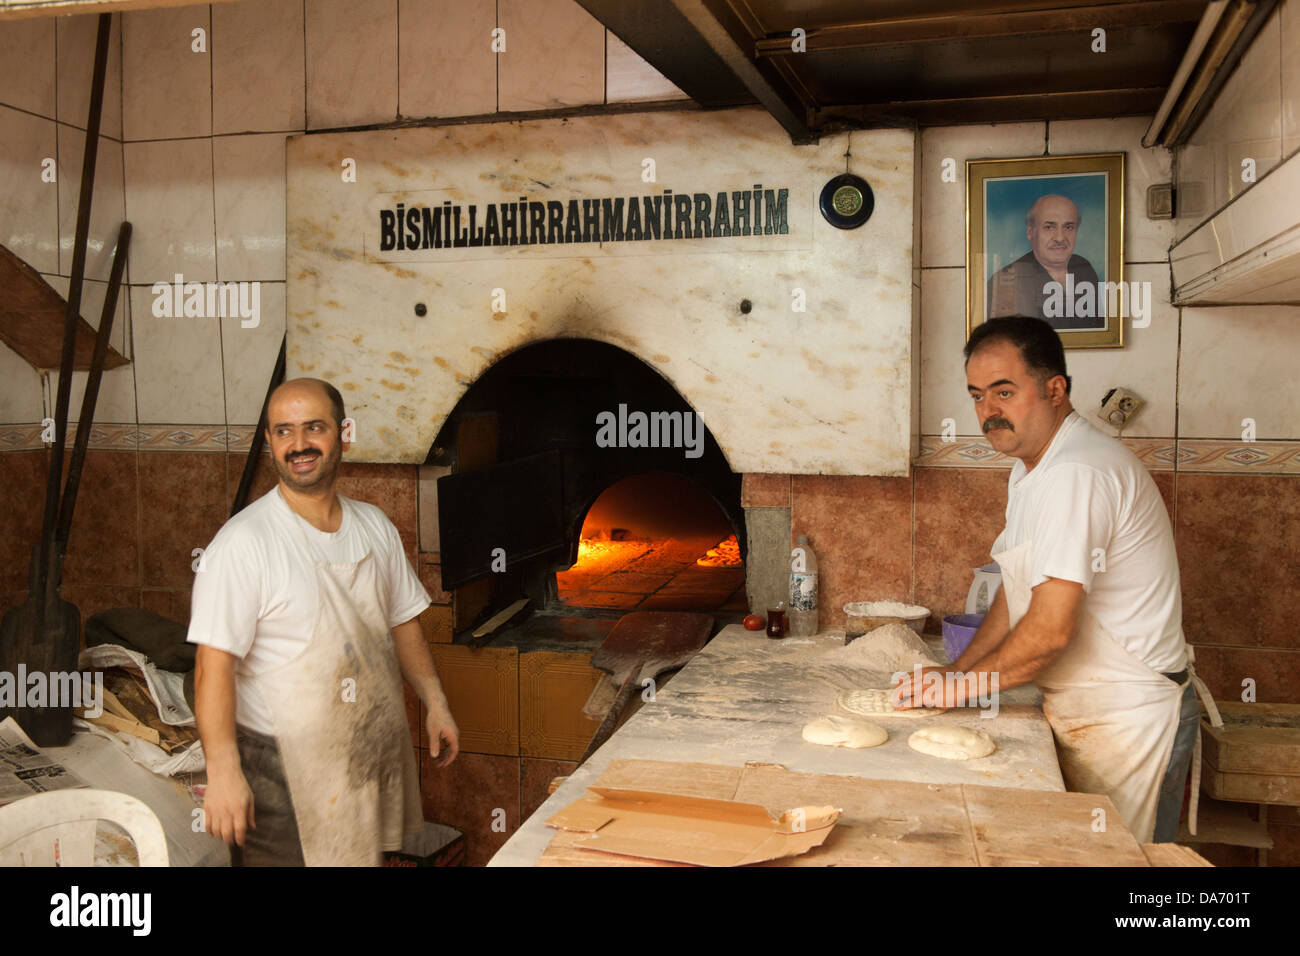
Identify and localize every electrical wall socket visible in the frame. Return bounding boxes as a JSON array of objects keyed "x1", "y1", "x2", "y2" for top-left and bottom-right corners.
[{"x1": 1098, "y1": 387, "x2": 1143, "y2": 428}]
